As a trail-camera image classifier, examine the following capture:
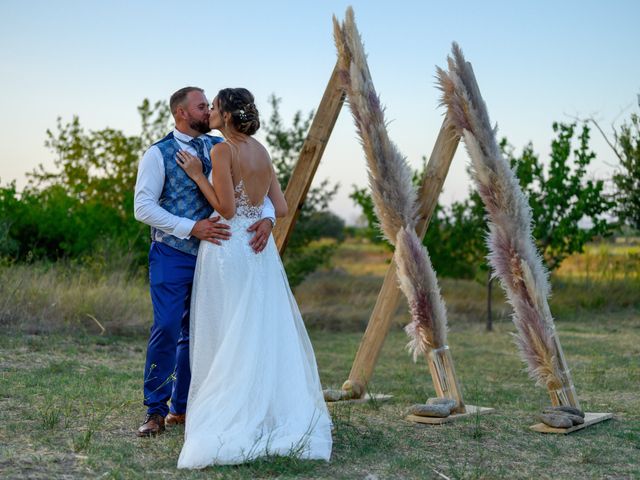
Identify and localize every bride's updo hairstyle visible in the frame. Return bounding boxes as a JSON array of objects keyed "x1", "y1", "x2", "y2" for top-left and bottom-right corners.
[{"x1": 217, "y1": 88, "x2": 260, "y2": 135}]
